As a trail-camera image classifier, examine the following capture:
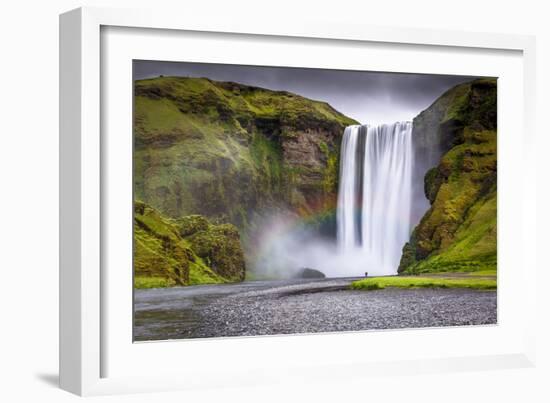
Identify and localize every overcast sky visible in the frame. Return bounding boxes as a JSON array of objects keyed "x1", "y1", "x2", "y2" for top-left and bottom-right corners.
[{"x1": 134, "y1": 60, "x2": 482, "y2": 125}]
